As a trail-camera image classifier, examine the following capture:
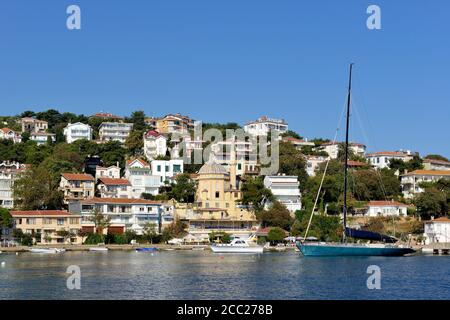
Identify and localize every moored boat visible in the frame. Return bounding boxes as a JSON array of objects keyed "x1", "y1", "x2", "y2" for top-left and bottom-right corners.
[
  {"x1": 136, "y1": 247, "x2": 158, "y2": 252},
  {"x1": 29, "y1": 248, "x2": 65, "y2": 254},
  {"x1": 89, "y1": 247, "x2": 108, "y2": 252},
  {"x1": 210, "y1": 238, "x2": 263, "y2": 253}
]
